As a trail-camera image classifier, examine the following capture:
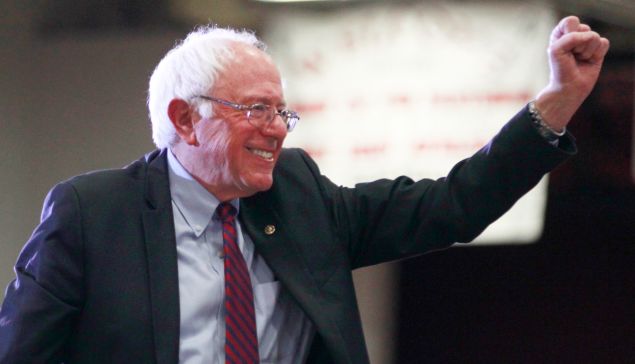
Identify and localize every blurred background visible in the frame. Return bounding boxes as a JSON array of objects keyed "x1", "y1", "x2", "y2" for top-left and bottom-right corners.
[{"x1": 1, "y1": 0, "x2": 634, "y2": 362}]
